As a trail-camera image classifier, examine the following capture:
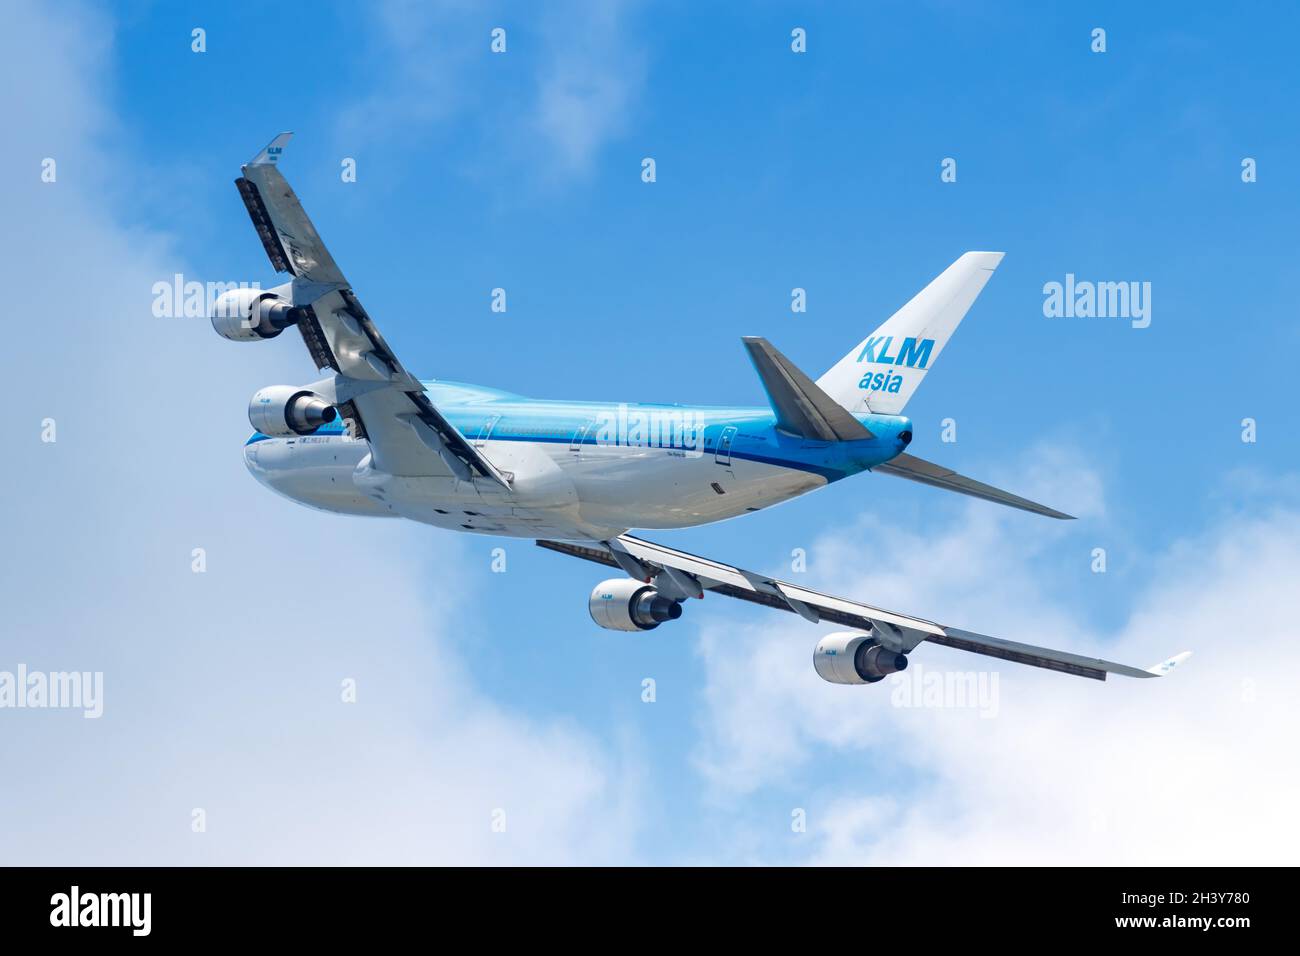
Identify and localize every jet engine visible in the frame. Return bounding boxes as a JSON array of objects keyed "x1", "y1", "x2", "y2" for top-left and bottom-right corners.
[
  {"x1": 589, "y1": 579, "x2": 683, "y2": 631},
  {"x1": 813, "y1": 631, "x2": 909, "y2": 685},
  {"x1": 249, "y1": 386, "x2": 337, "y2": 437},
  {"x1": 210, "y1": 288, "x2": 303, "y2": 341}
]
